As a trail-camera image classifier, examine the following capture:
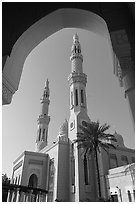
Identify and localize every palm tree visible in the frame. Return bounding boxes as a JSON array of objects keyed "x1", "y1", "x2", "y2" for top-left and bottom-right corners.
[
  {"x1": 74, "y1": 120, "x2": 117, "y2": 200},
  {"x1": 2, "y1": 173, "x2": 10, "y2": 184}
]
